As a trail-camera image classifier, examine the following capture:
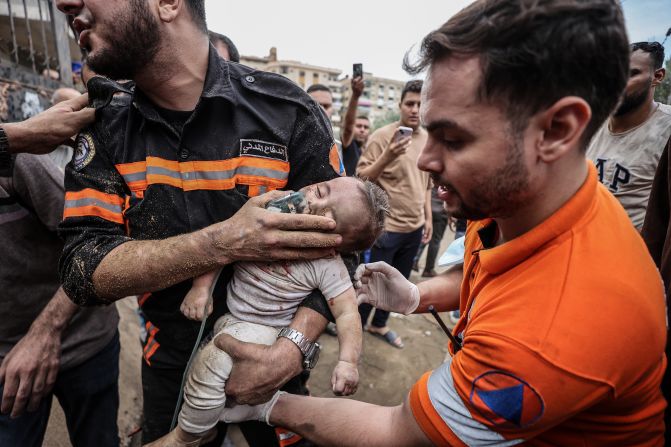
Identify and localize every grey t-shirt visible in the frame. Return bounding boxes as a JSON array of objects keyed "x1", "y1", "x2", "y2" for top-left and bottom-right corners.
[
  {"x1": 587, "y1": 103, "x2": 671, "y2": 229},
  {"x1": 0, "y1": 150, "x2": 118, "y2": 370}
]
